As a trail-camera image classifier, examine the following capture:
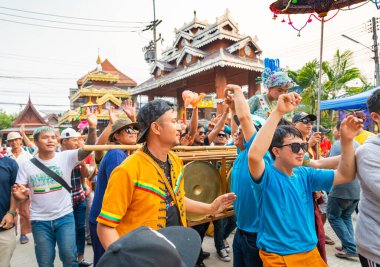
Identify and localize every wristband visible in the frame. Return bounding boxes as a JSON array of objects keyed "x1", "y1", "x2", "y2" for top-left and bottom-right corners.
[{"x1": 7, "y1": 210, "x2": 17, "y2": 218}]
